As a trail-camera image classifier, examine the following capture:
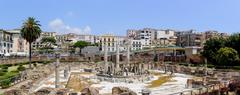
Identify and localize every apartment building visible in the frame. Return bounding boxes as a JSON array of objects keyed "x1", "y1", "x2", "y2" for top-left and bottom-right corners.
[
  {"x1": 127, "y1": 28, "x2": 155, "y2": 48},
  {"x1": 204, "y1": 30, "x2": 228, "y2": 40},
  {"x1": 7, "y1": 29, "x2": 29, "y2": 56},
  {"x1": 155, "y1": 29, "x2": 177, "y2": 46},
  {"x1": 175, "y1": 30, "x2": 204, "y2": 47},
  {"x1": 0, "y1": 29, "x2": 13, "y2": 56},
  {"x1": 127, "y1": 28, "x2": 178, "y2": 49},
  {"x1": 99, "y1": 34, "x2": 126, "y2": 52},
  {"x1": 131, "y1": 40, "x2": 142, "y2": 51}
]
